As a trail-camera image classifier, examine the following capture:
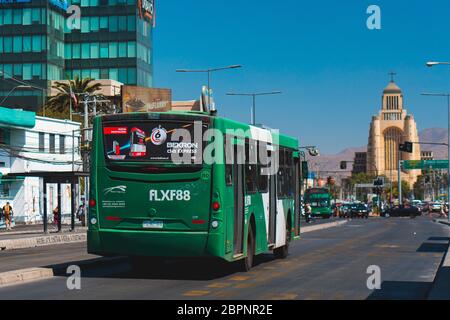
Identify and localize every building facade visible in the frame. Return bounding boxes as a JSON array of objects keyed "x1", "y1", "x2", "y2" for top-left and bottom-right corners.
[
  {"x1": 366, "y1": 80, "x2": 421, "y2": 187},
  {"x1": 0, "y1": 0, "x2": 154, "y2": 111},
  {"x1": 0, "y1": 107, "x2": 82, "y2": 224},
  {"x1": 352, "y1": 152, "x2": 367, "y2": 175}
]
